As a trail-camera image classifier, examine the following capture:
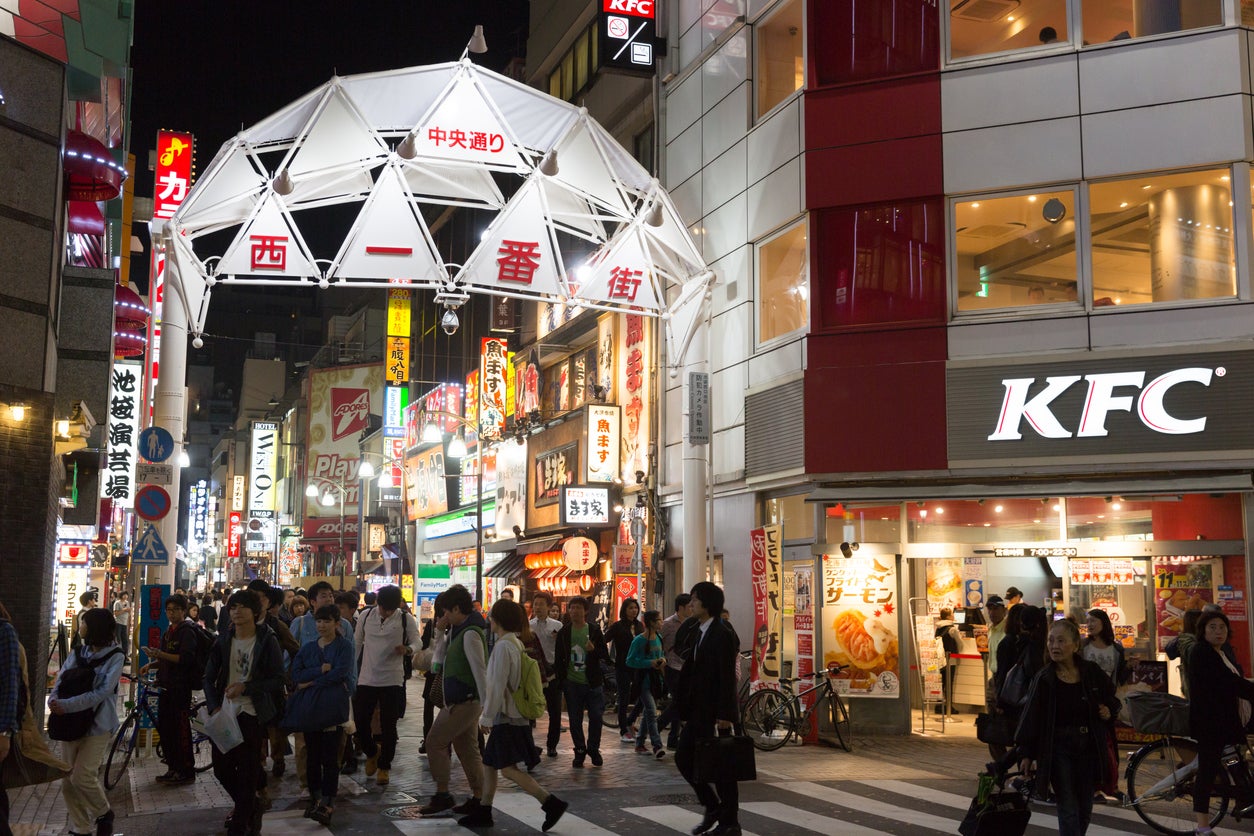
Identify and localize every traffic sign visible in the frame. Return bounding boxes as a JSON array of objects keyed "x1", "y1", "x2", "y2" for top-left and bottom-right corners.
[
  {"x1": 132, "y1": 524, "x2": 170, "y2": 565},
  {"x1": 139, "y1": 426, "x2": 175, "y2": 463},
  {"x1": 135, "y1": 485, "x2": 172, "y2": 521},
  {"x1": 136, "y1": 463, "x2": 174, "y2": 486}
]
